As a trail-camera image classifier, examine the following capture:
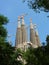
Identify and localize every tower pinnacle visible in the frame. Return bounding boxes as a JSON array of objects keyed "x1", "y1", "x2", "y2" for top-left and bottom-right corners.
[
  {"x1": 21, "y1": 15, "x2": 27, "y2": 43},
  {"x1": 18, "y1": 16, "x2": 21, "y2": 28},
  {"x1": 35, "y1": 26, "x2": 41, "y2": 46},
  {"x1": 20, "y1": 13, "x2": 28, "y2": 25},
  {"x1": 30, "y1": 18, "x2": 34, "y2": 29},
  {"x1": 30, "y1": 18, "x2": 36, "y2": 45},
  {"x1": 15, "y1": 16, "x2": 22, "y2": 47},
  {"x1": 21, "y1": 16, "x2": 25, "y2": 25},
  {"x1": 34, "y1": 24, "x2": 39, "y2": 35}
]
